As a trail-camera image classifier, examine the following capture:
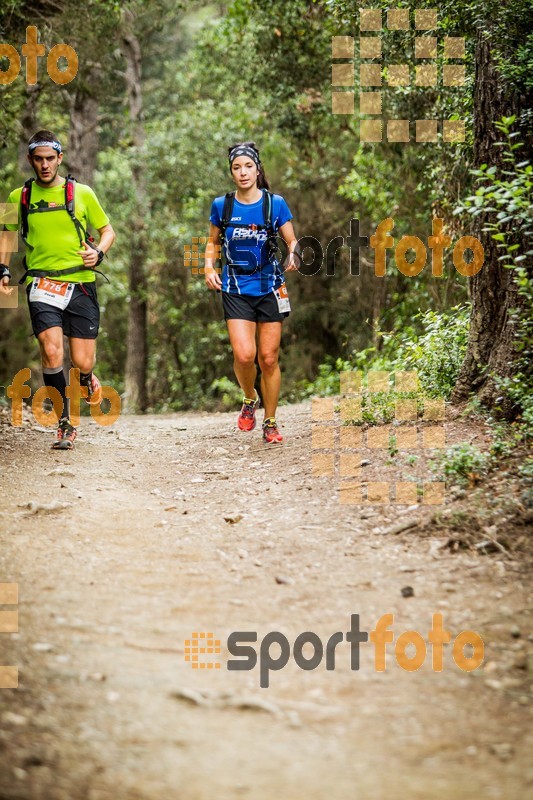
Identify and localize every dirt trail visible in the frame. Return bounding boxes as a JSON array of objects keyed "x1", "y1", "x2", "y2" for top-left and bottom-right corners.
[{"x1": 0, "y1": 403, "x2": 531, "y2": 800}]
